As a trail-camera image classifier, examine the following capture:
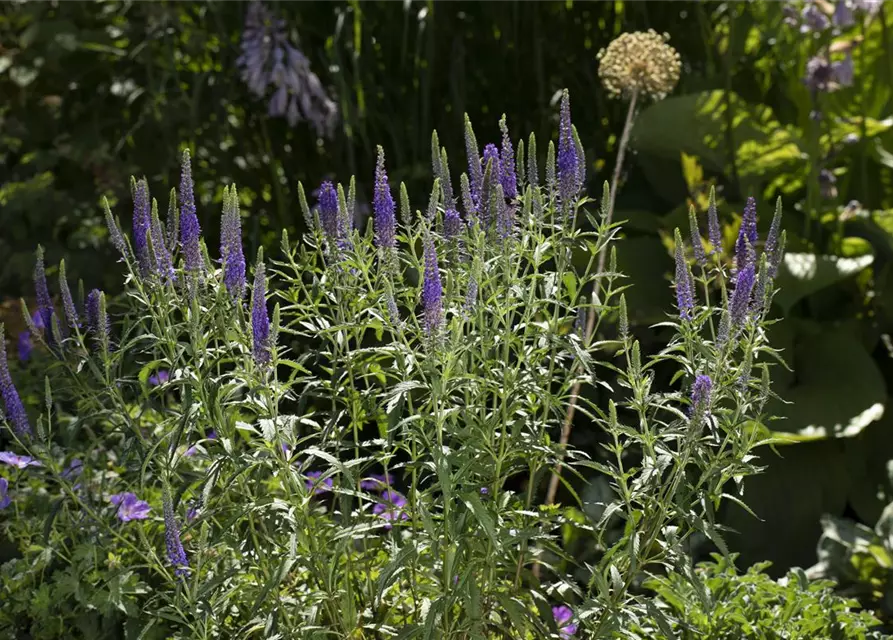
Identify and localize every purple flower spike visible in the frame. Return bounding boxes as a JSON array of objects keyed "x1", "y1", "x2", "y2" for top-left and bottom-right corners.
[
  {"x1": 304, "y1": 470, "x2": 334, "y2": 495},
  {"x1": 179, "y1": 149, "x2": 204, "y2": 280},
  {"x1": 421, "y1": 239, "x2": 443, "y2": 337},
  {"x1": 373, "y1": 147, "x2": 397, "y2": 250},
  {"x1": 481, "y1": 143, "x2": 502, "y2": 197},
  {"x1": 0, "y1": 452, "x2": 40, "y2": 469},
  {"x1": 317, "y1": 181, "x2": 340, "y2": 241},
  {"x1": 85, "y1": 289, "x2": 110, "y2": 352},
  {"x1": 444, "y1": 207, "x2": 464, "y2": 240},
  {"x1": 133, "y1": 179, "x2": 152, "y2": 277},
  {"x1": 729, "y1": 263, "x2": 756, "y2": 335},
  {"x1": 34, "y1": 247, "x2": 55, "y2": 345},
  {"x1": 0, "y1": 330, "x2": 32, "y2": 437},
  {"x1": 221, "y1": 186, "x2": 247, "y2": 300},
  {"x1": 163, "y1": 492, "x2": 189, "y2": 577},
  {"x1": 17, "y1": 332, "x2": 32, "y2": 363},
  {"x1": 373, "y1": 490, "x2": 409, "y2": 529},
  {"x1": 552, "y1": 605, "x2": 578, "y2": 637},
  {"x1": 464, "y1": 114, "x2": 483, "y2": 210},
  {"x1": 801, "y1": 2, "x2": 831, "y2": 32},
  {"x1": 251, "y1": 255, "x2": 271, "y2": 366},
  {"x1": 691, "y1": 374, "x2": 712, "y2": 417},
  {"x1": 557, "y1": 90, "x2": 580, "y2": 213},
  {"x1": 0, "y1": 478, "x2": 9, "y2": 510},
  {"x1": 735, "y1": 197, "x2": 758, "y2": 271},
  {"x1": 707, "y1": 190, "x2": 722, "y2": 255},
  {"x1": 499, "y1": 115, "x2": 517, "y2": 199},
  {"x1": 674, "y1": 230, "x2": 694, "y2": 321},
  {"x1": 109, "y1": 492, "x2": 151, "y2": 522}
]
